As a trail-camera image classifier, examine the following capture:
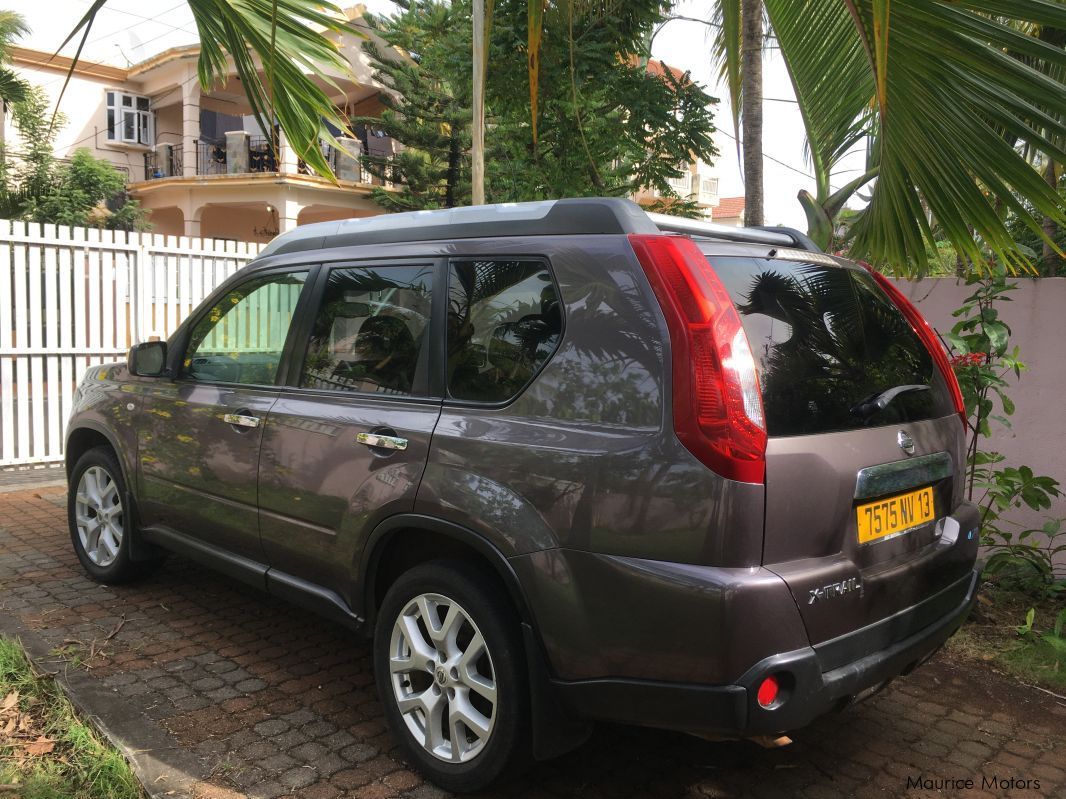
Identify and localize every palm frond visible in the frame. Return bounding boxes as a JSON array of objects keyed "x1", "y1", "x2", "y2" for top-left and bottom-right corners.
[
  {"x1": 709, "y1": 0, "x2": 742, "y2": 159},
  {"x1": 766, "y1": 0, "x2": 1066, "y2": 272}
]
